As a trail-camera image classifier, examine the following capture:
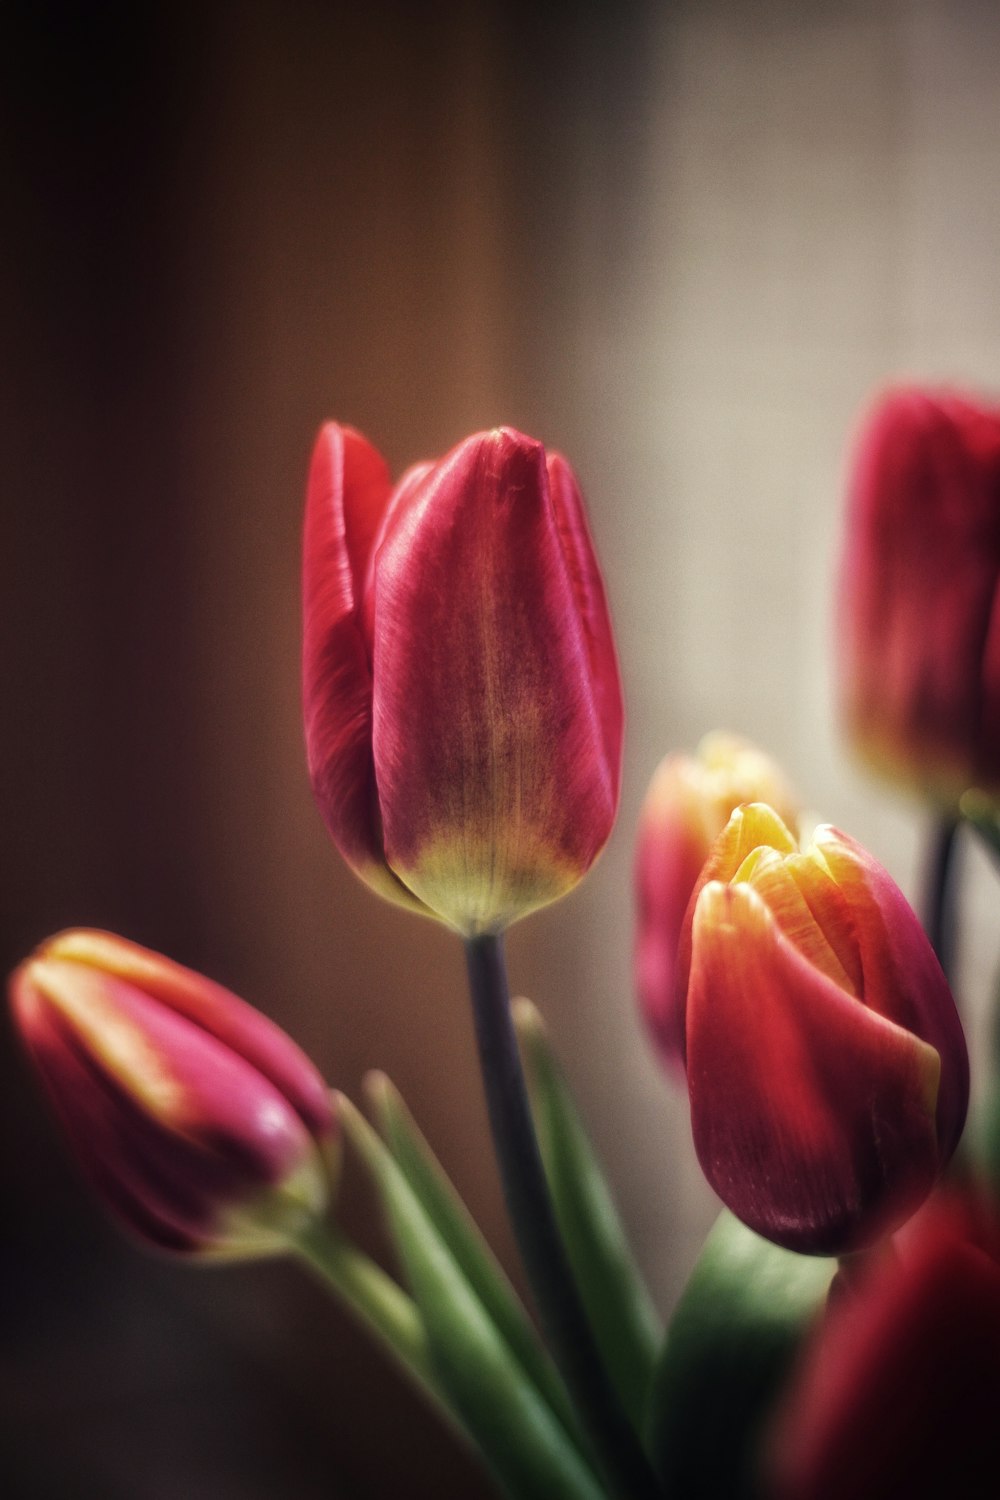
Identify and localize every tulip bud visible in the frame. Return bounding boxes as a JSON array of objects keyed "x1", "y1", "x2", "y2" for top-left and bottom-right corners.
[
  {"x1": 634, "y1": 732, "x2": 798, "y2": 1070},
  {"x1": 10, "y1": 930, "x2": 336, "y2": 1257},
  {"x1": 770, "y1": 1193, "x2": 1000, "y2": 1500},
  {"x1": 677, "y1": 804, "x2": 968, "y2": 1254},
  {"x1": 840, "y1": 385, "x2": 1000, "y2": 805},
  {"x1": 302, "y1": 423, "x2": 624, "y2": 936}
]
